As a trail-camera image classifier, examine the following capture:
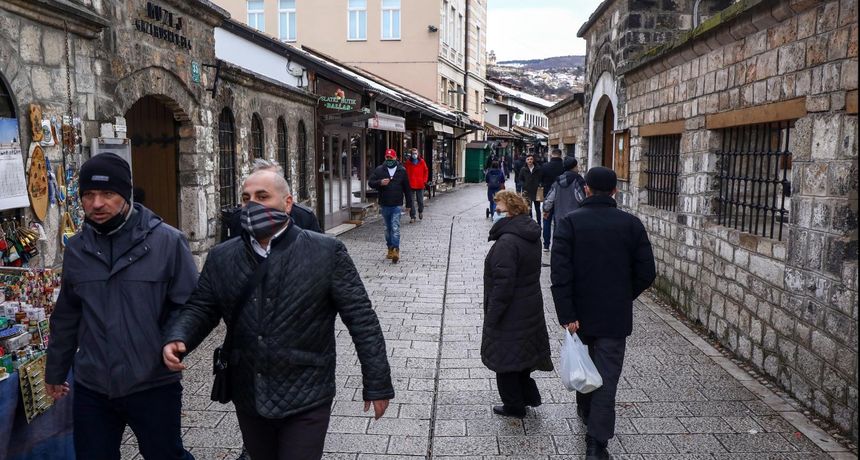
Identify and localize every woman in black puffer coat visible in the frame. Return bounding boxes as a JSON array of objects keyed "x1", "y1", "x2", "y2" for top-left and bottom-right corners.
[{"x1": 482, "y1": 190, "x2": 554, "y2": 418}]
